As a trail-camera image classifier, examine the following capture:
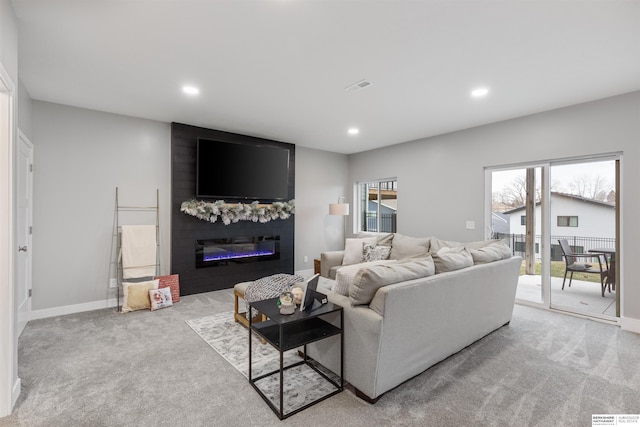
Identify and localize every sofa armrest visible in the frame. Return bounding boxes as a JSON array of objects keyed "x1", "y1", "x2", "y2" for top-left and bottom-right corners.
[{"x1": 321, "y1": 251, "x2": 344, "y2": 278}]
